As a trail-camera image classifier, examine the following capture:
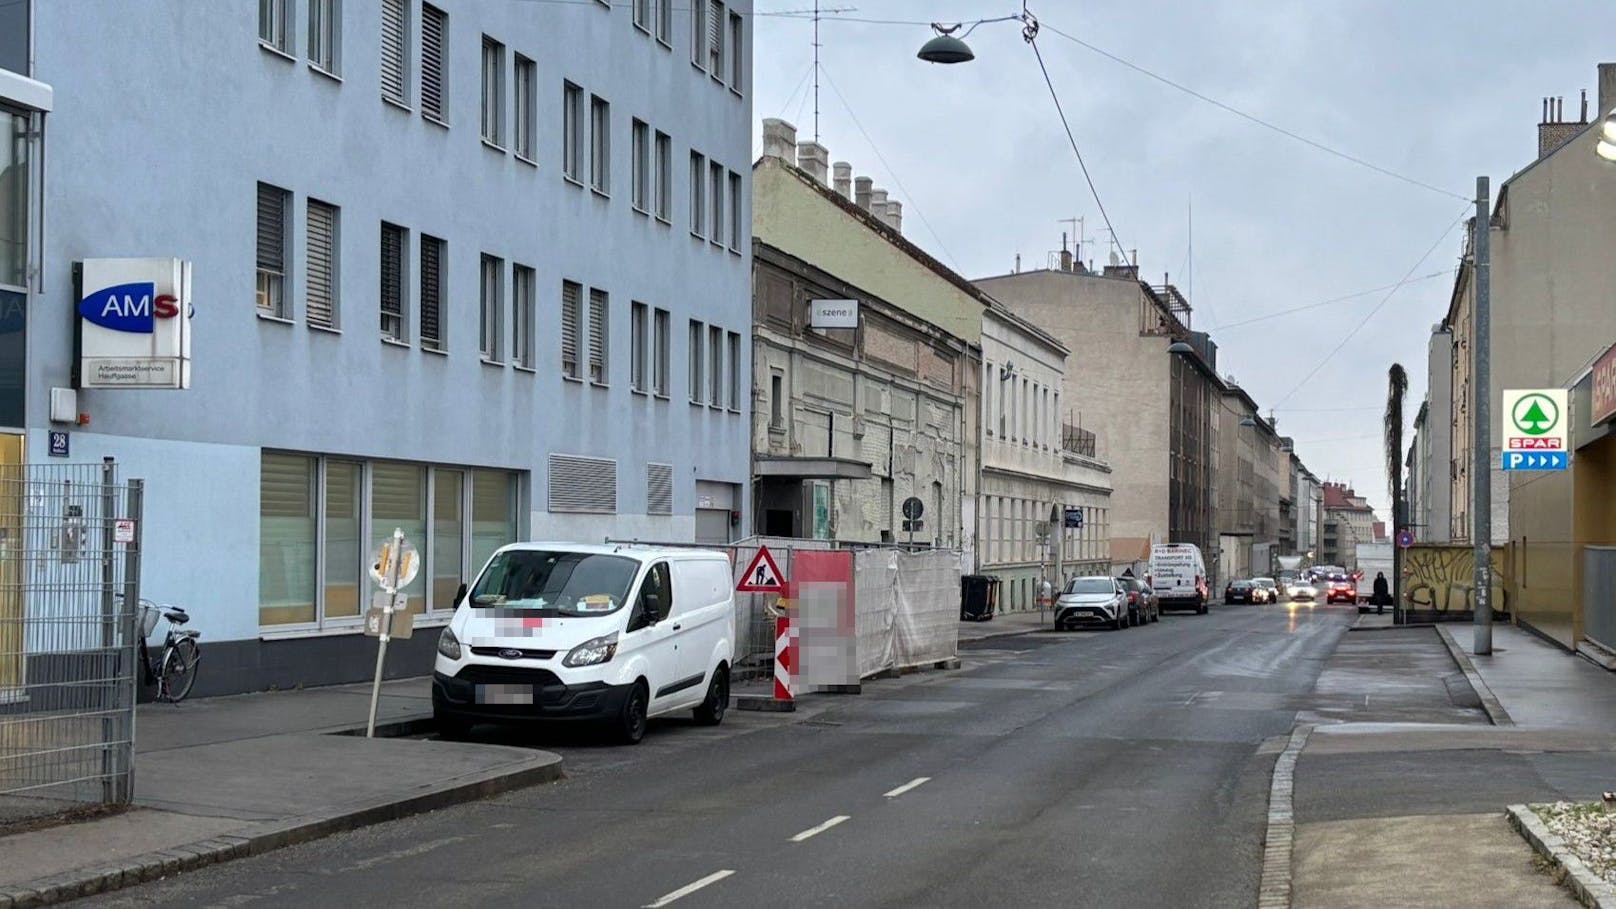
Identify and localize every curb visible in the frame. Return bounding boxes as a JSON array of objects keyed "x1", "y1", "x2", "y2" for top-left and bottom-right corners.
[
  {"x1": 1507, "y1": 804, "x2": 1616, "y2": 908},
  {"x1": 1436, "y1": 625, "x2": 1515, "y2": 726},
  {"x1": 0, "y1": 744, "x2": 562, "y2": 908},
  {"x1": 1257, "y1": 723, "x2": 1312, "y2": 909}
]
